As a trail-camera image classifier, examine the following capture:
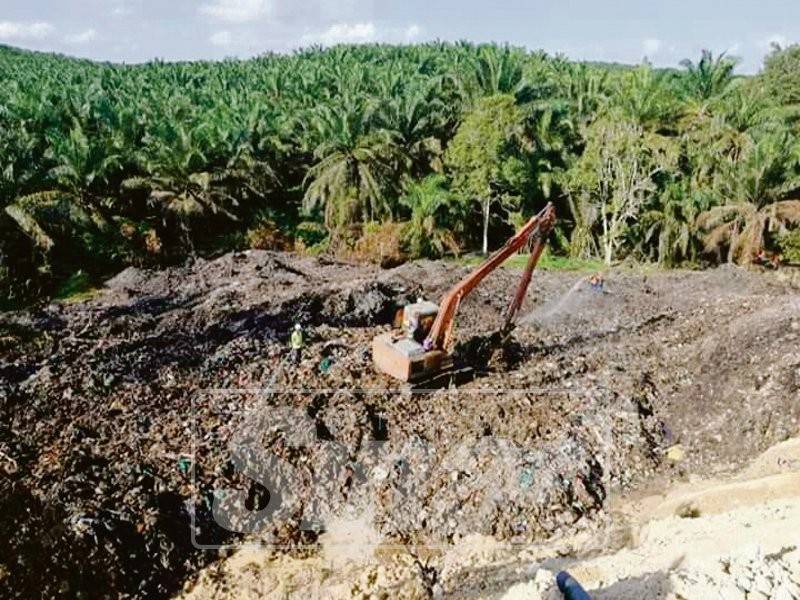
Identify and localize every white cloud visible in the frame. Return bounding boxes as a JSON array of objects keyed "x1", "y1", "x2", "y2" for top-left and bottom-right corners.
[
  {"x1": 642, "y1": 38, "x2": 662, "y2": 55},
  {"x1": 404, "y1": 24, "x2": 421, "y2": 43},
  {"x1": 200, "y1": 0, "x2": 271, "y2": 23},
  {"x1": 210, "y1": 30, "x2": 233, "y2": 47},
  {"x1": 298, "y1": 21, "x2": 420, "y2": 47},
  {"x1": 65, "y1": 29, "x2": 98, "y2": 45},
  {"x1": 0, "y1": 21, "x2": 54, "y2": 41},
  {"x1": 301, "y1": 22, "x2": 377, "y2": 46}
]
